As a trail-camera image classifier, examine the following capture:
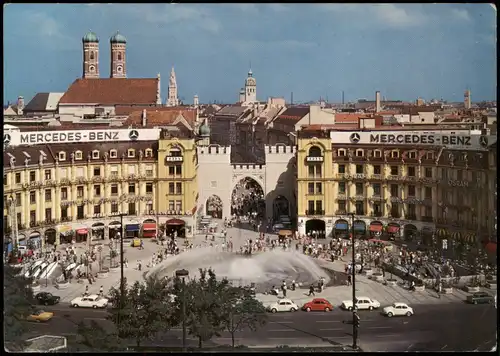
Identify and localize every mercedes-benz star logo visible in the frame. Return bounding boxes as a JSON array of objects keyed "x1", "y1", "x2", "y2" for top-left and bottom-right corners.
[
  {"x1": 479, "y1": 136, "x2": 488, "y2": 148},
  {"x1": 129, "y1": 130, "x2": 139, "y2": 140},
  {"x1": 350, "y1": 133, "x2": 361, "y2": 143},
  {"x1": 4, "y1": 133, "x2": 11, "y2": 145}
]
